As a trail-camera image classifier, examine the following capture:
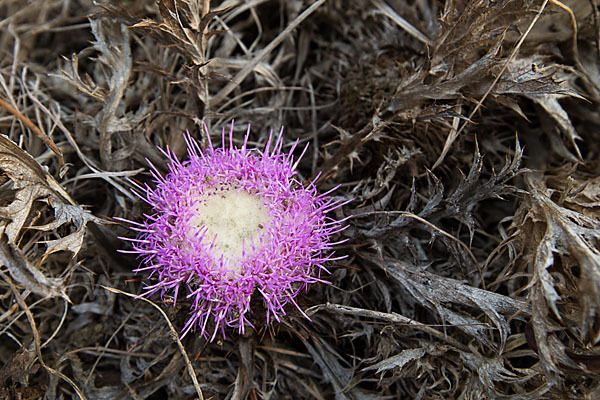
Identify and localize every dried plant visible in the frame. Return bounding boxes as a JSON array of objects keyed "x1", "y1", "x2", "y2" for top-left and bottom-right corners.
[{"x1": 1, "y1": 0, "x2": 600, "y2": 399}]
